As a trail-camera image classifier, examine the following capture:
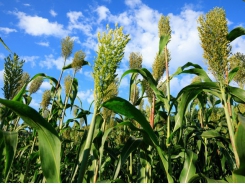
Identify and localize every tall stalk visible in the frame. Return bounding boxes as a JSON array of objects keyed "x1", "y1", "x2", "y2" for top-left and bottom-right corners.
[{"x1": 220, "y1": 84, "x2": 239, "y2": 168}]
